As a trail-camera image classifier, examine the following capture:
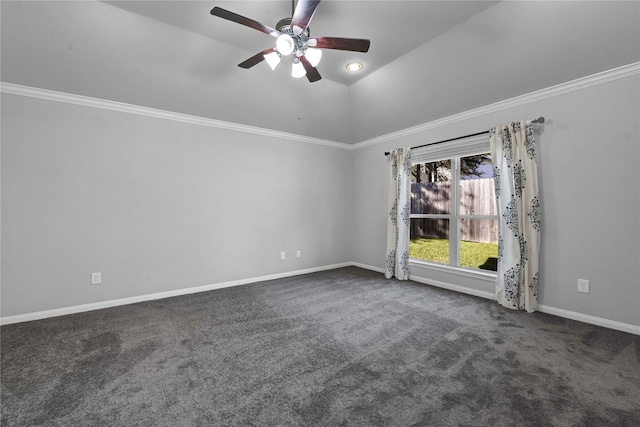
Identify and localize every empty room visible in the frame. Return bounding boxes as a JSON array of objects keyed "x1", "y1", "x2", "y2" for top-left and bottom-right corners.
[{"x1": 1, "y1": 1, "x2": 639, "y2": 425}]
